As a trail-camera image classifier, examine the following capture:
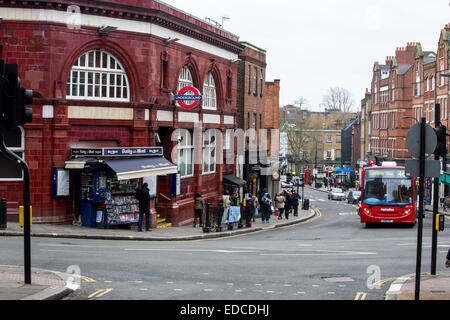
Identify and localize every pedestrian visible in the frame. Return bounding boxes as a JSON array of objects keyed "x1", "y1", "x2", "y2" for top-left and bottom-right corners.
[
  {"x1": 284, "y1": 190, "x2": 292, "y2": 219},
  {"x1": 135, "y1": 182, "x2": 151, "y2": 232},
  {"x1": 194, "y1": 192, "x2": 204, "y2": 228},
  {"x1": 292, "y1": 190, "x2": 300, "y2": 217},
  {"x1": 252, "y1": 194, "x2": 259, "y2": 222},
  {"x1": 446, "y1": 248, "x2": 450, "y2": 268},
  {"x1": 275, "y1": 192, "x2": 285, "y2": 220},
  {"x1": 258, "y1": 188, "x2": 272, "y2": 224}
]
